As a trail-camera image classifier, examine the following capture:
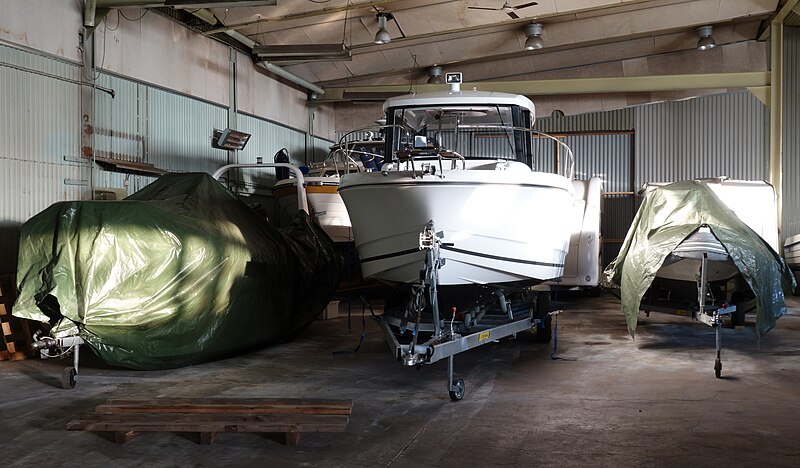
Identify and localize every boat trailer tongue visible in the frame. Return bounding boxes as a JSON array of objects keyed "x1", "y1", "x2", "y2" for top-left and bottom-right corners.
[{"x1": 376, "y1": 220, "x2": 547, "y2": 401}]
